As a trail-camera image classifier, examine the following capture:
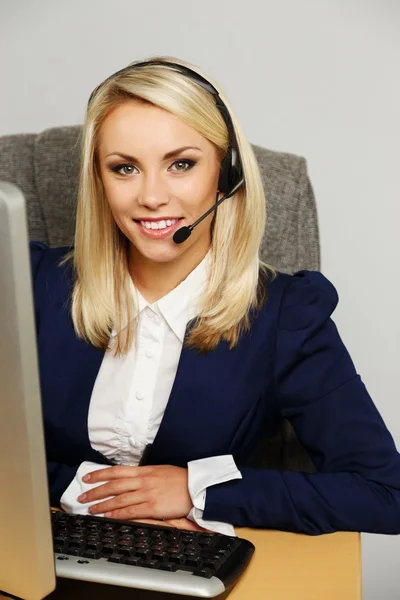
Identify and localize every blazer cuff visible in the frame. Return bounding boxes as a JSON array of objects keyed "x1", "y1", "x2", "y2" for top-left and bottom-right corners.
[
  {"x1": 186, "y1": 455, "x2": 242, "y2": 536},
  {"x1": 60, "y1": 461, "x2": 114, "y2": 515}
]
